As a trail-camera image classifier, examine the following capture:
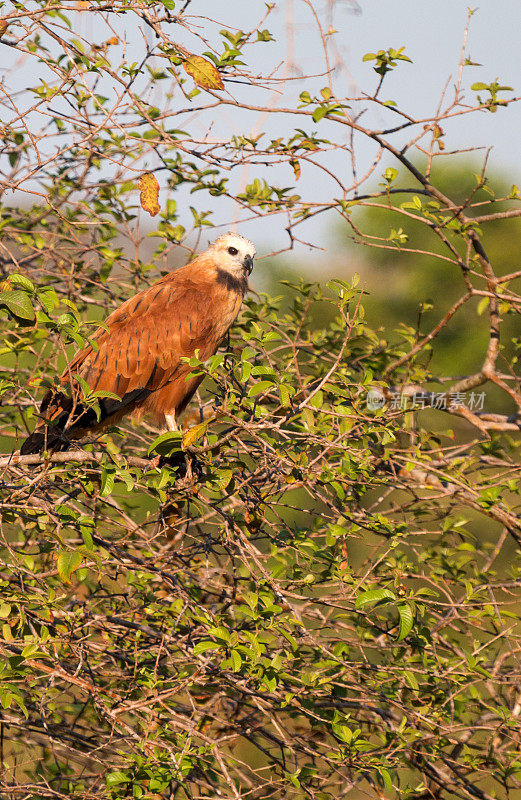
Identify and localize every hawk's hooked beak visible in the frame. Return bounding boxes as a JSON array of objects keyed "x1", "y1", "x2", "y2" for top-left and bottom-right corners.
[{"x1": 243, "y1": 254, "x2": 254, "y2": 275}]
